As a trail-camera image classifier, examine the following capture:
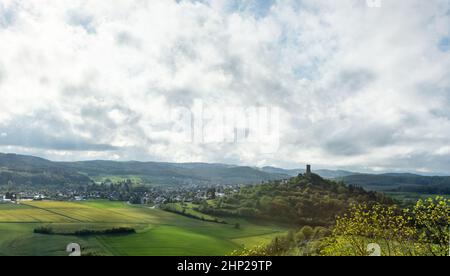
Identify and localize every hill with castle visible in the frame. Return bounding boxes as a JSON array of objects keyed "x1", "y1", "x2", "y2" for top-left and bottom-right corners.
[{"x1": 197, "y1": 165, "x2": 393, "y2": 226}]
